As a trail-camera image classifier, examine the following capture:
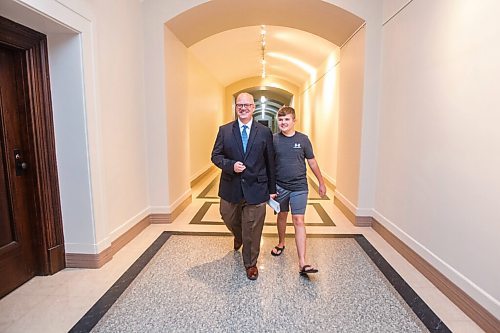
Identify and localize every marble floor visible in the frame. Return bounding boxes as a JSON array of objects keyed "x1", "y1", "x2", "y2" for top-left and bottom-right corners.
[
  {"x1": 0, "y1": 171, "x2": 485, "y2": 332},
  {"x1": 86, "y1": 235, "x2": 432, "y2": 332}
]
